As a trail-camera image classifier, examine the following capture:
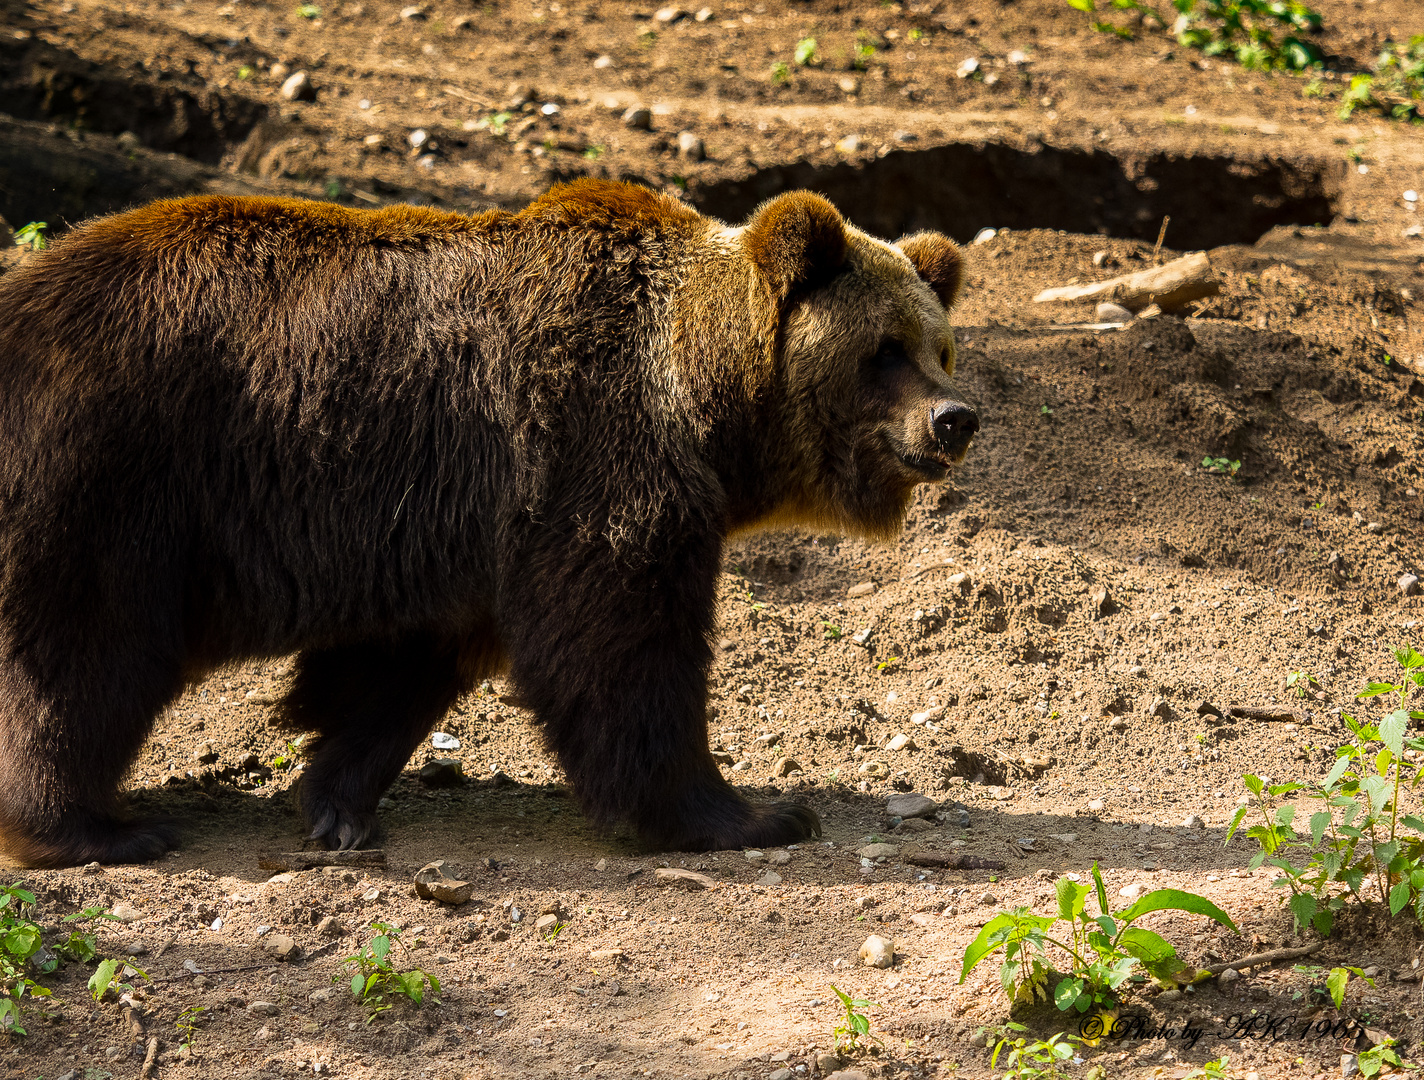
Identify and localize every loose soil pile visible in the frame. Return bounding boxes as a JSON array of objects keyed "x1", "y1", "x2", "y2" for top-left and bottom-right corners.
[{"x1": 2, "y1": 0, "x2": 1423, "y2": 1077}]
